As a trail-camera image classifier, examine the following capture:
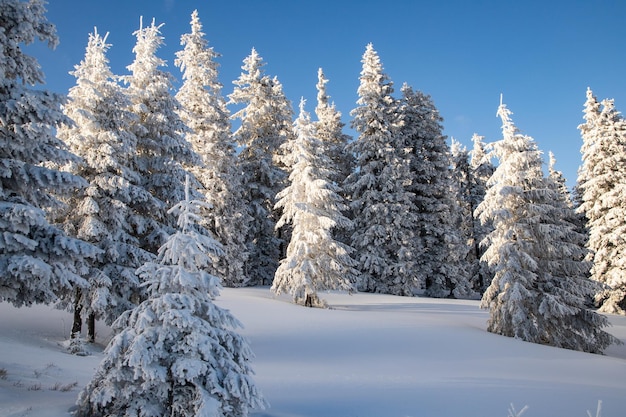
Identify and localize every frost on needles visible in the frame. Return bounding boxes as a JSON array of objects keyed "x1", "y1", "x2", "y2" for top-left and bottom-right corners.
[
  {"x1": 577, "y1": 88, "x2": 626, "y2": 315},
  {"x1": 55, "y1": 27, "x2": 157, "y2": 342},
  {"x1": 476, "y1": 99, "x2": 619, "y2": 353},
  {"x1": 272, "y1": 99, "x2": 357, "y2": 307},
  {"x1": 75, "y1": 178, "x2": 266, "y2": 417},
  {"x1": 0, "y1": 0, "x2": 99, "y2": 308},
  {"x1": 175, "y1": 10, "x2": 253, "y2": 289}
]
